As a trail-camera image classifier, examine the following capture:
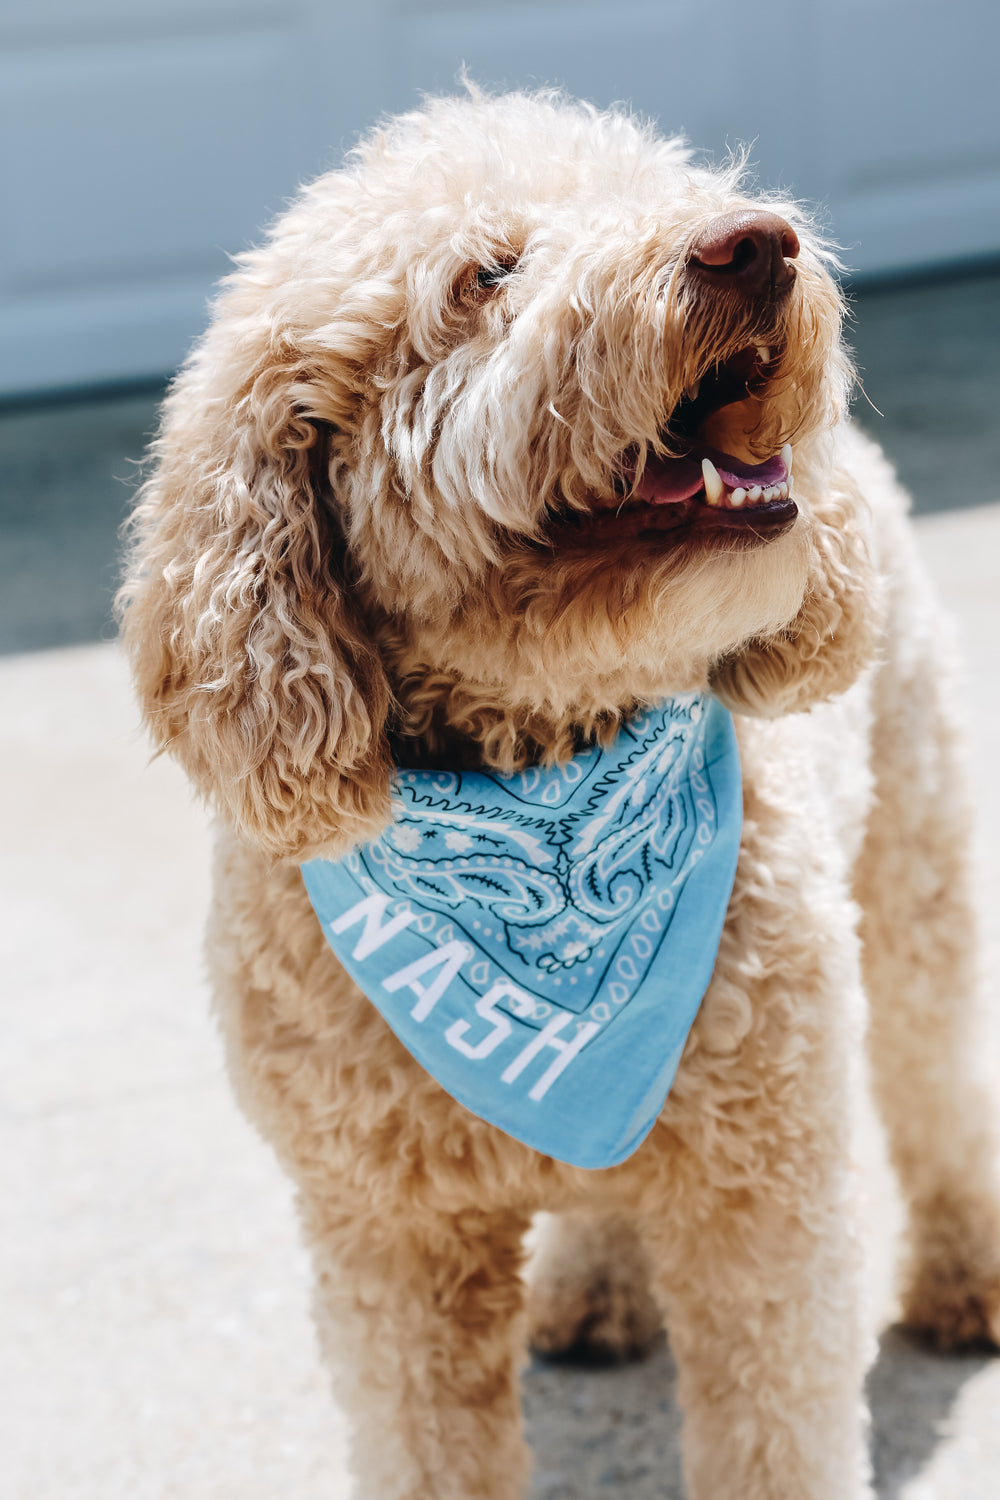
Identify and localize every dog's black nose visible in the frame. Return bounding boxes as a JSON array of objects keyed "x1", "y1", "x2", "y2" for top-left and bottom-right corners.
[{"x1": 689, "y1": 211, "x2": 800, "y2": 296}]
